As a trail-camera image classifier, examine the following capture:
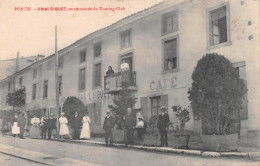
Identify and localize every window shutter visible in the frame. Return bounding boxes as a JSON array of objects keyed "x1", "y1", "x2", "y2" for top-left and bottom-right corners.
[
  {"x1": 140, "y1": 97, "x2": 148, "y2": 122},
  {"x1": 160, "y1": 94, "x2": 168, "y2": 113}
]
